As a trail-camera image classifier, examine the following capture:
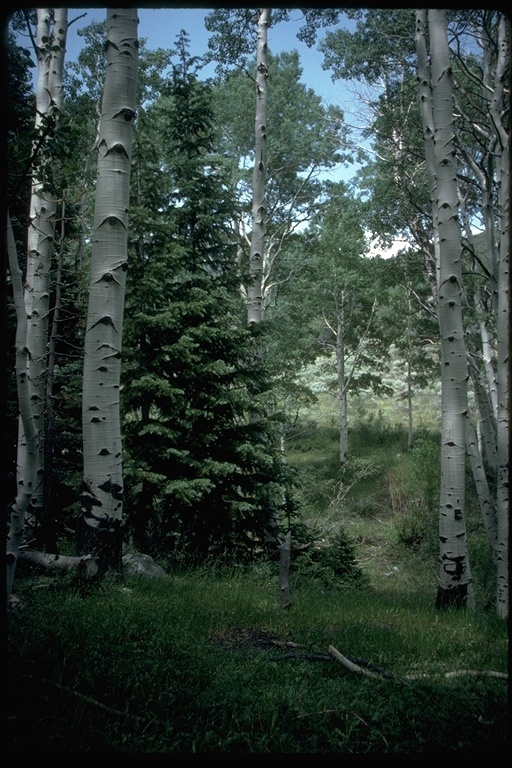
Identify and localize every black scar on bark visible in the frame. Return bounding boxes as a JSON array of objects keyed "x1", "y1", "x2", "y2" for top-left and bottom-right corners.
[
  {"x1": 98, "y1": 478, "x2": 123, "y2": 501},
  {"x1": 81, "y1": 481, "x2": 103, "y2": 512}
]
